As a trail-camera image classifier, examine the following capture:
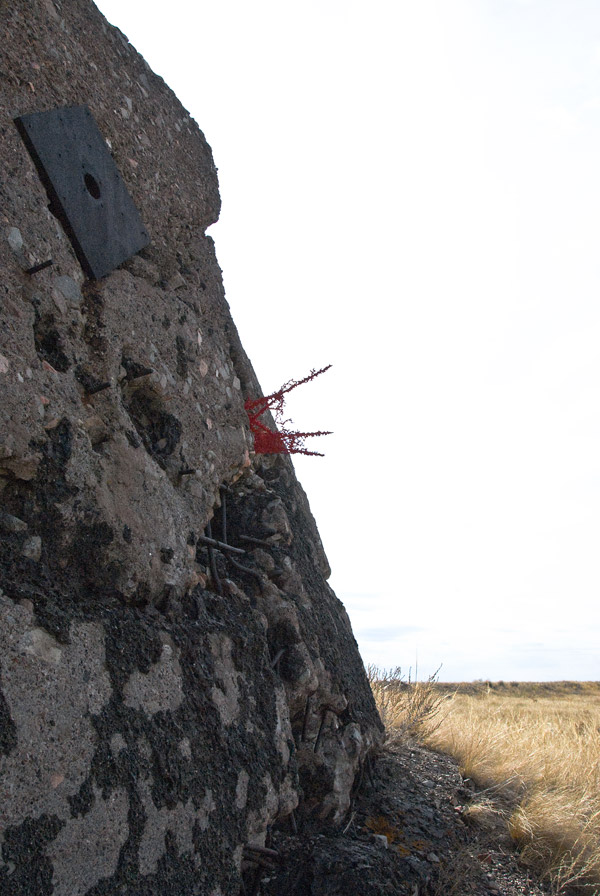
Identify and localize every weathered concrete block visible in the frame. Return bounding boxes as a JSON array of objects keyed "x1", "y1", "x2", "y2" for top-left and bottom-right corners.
[{"x1": 0, "y1": 1, "x2": 382, "y2": 893}]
